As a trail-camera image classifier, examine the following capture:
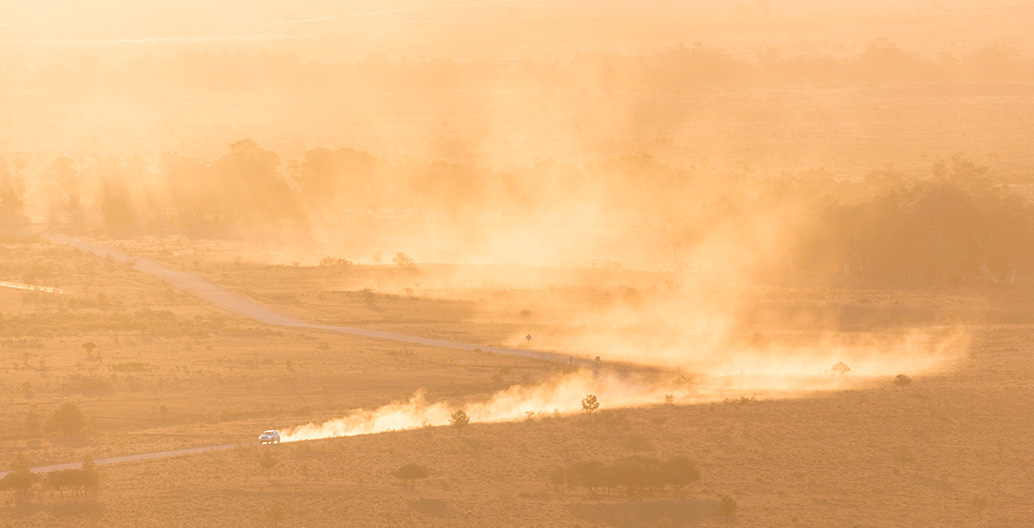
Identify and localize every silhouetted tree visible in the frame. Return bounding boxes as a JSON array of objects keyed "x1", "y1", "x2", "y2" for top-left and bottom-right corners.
[
  {"x1": 208, "y1": 140, "x2": 297, "y2": 224},
  {"x1": 554, "y1": 460, "x2": 606, "y2": 496},
  {"x1": 607, "y1": 456, "x2": 668, "y2": 494},
  {"x1": 664, "y1": 456, "x2": 701, "y2": 491},
  {"x1": 449, "y1": 410, "x2": 470, "y2": 436},
  {"x1": 82, "y1": 342, "x2": 97, "y2": 358},
  {"x1": 392, "y1": 252, "x2": 416, "y2": 271},
  {"x1": 894, "y1": 374, "x2": 912, "y2": 389},
  {"x1": 581, "y1": 394, "x2": 600, "y2": 415}
]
